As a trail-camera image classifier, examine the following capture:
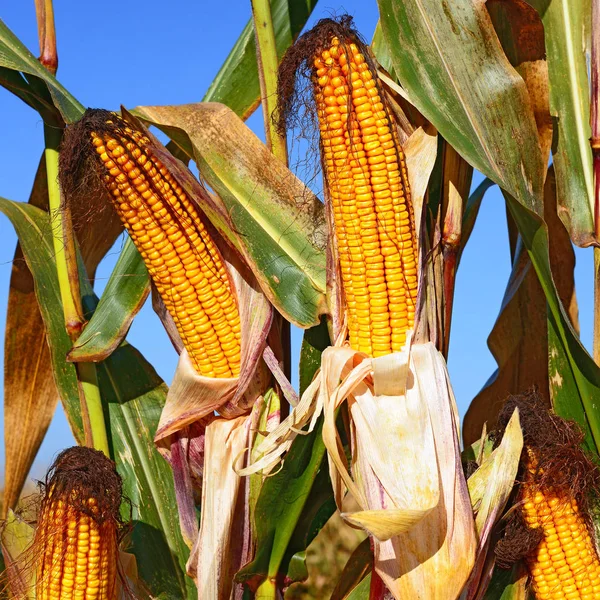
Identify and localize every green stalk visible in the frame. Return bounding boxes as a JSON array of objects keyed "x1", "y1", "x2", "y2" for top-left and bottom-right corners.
[
  {"x1": 45, "y1": 125, "x2": 109, "y2": 456},
  {"x1": 251, "y1": 0, "x2": 287, "y2": 163},
  {"x1": 255, "y1": 578, "x2": 277, "y2": 600},
  {"x1": 592, "y1": 0, "x2": 600, "y2": 364}
]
